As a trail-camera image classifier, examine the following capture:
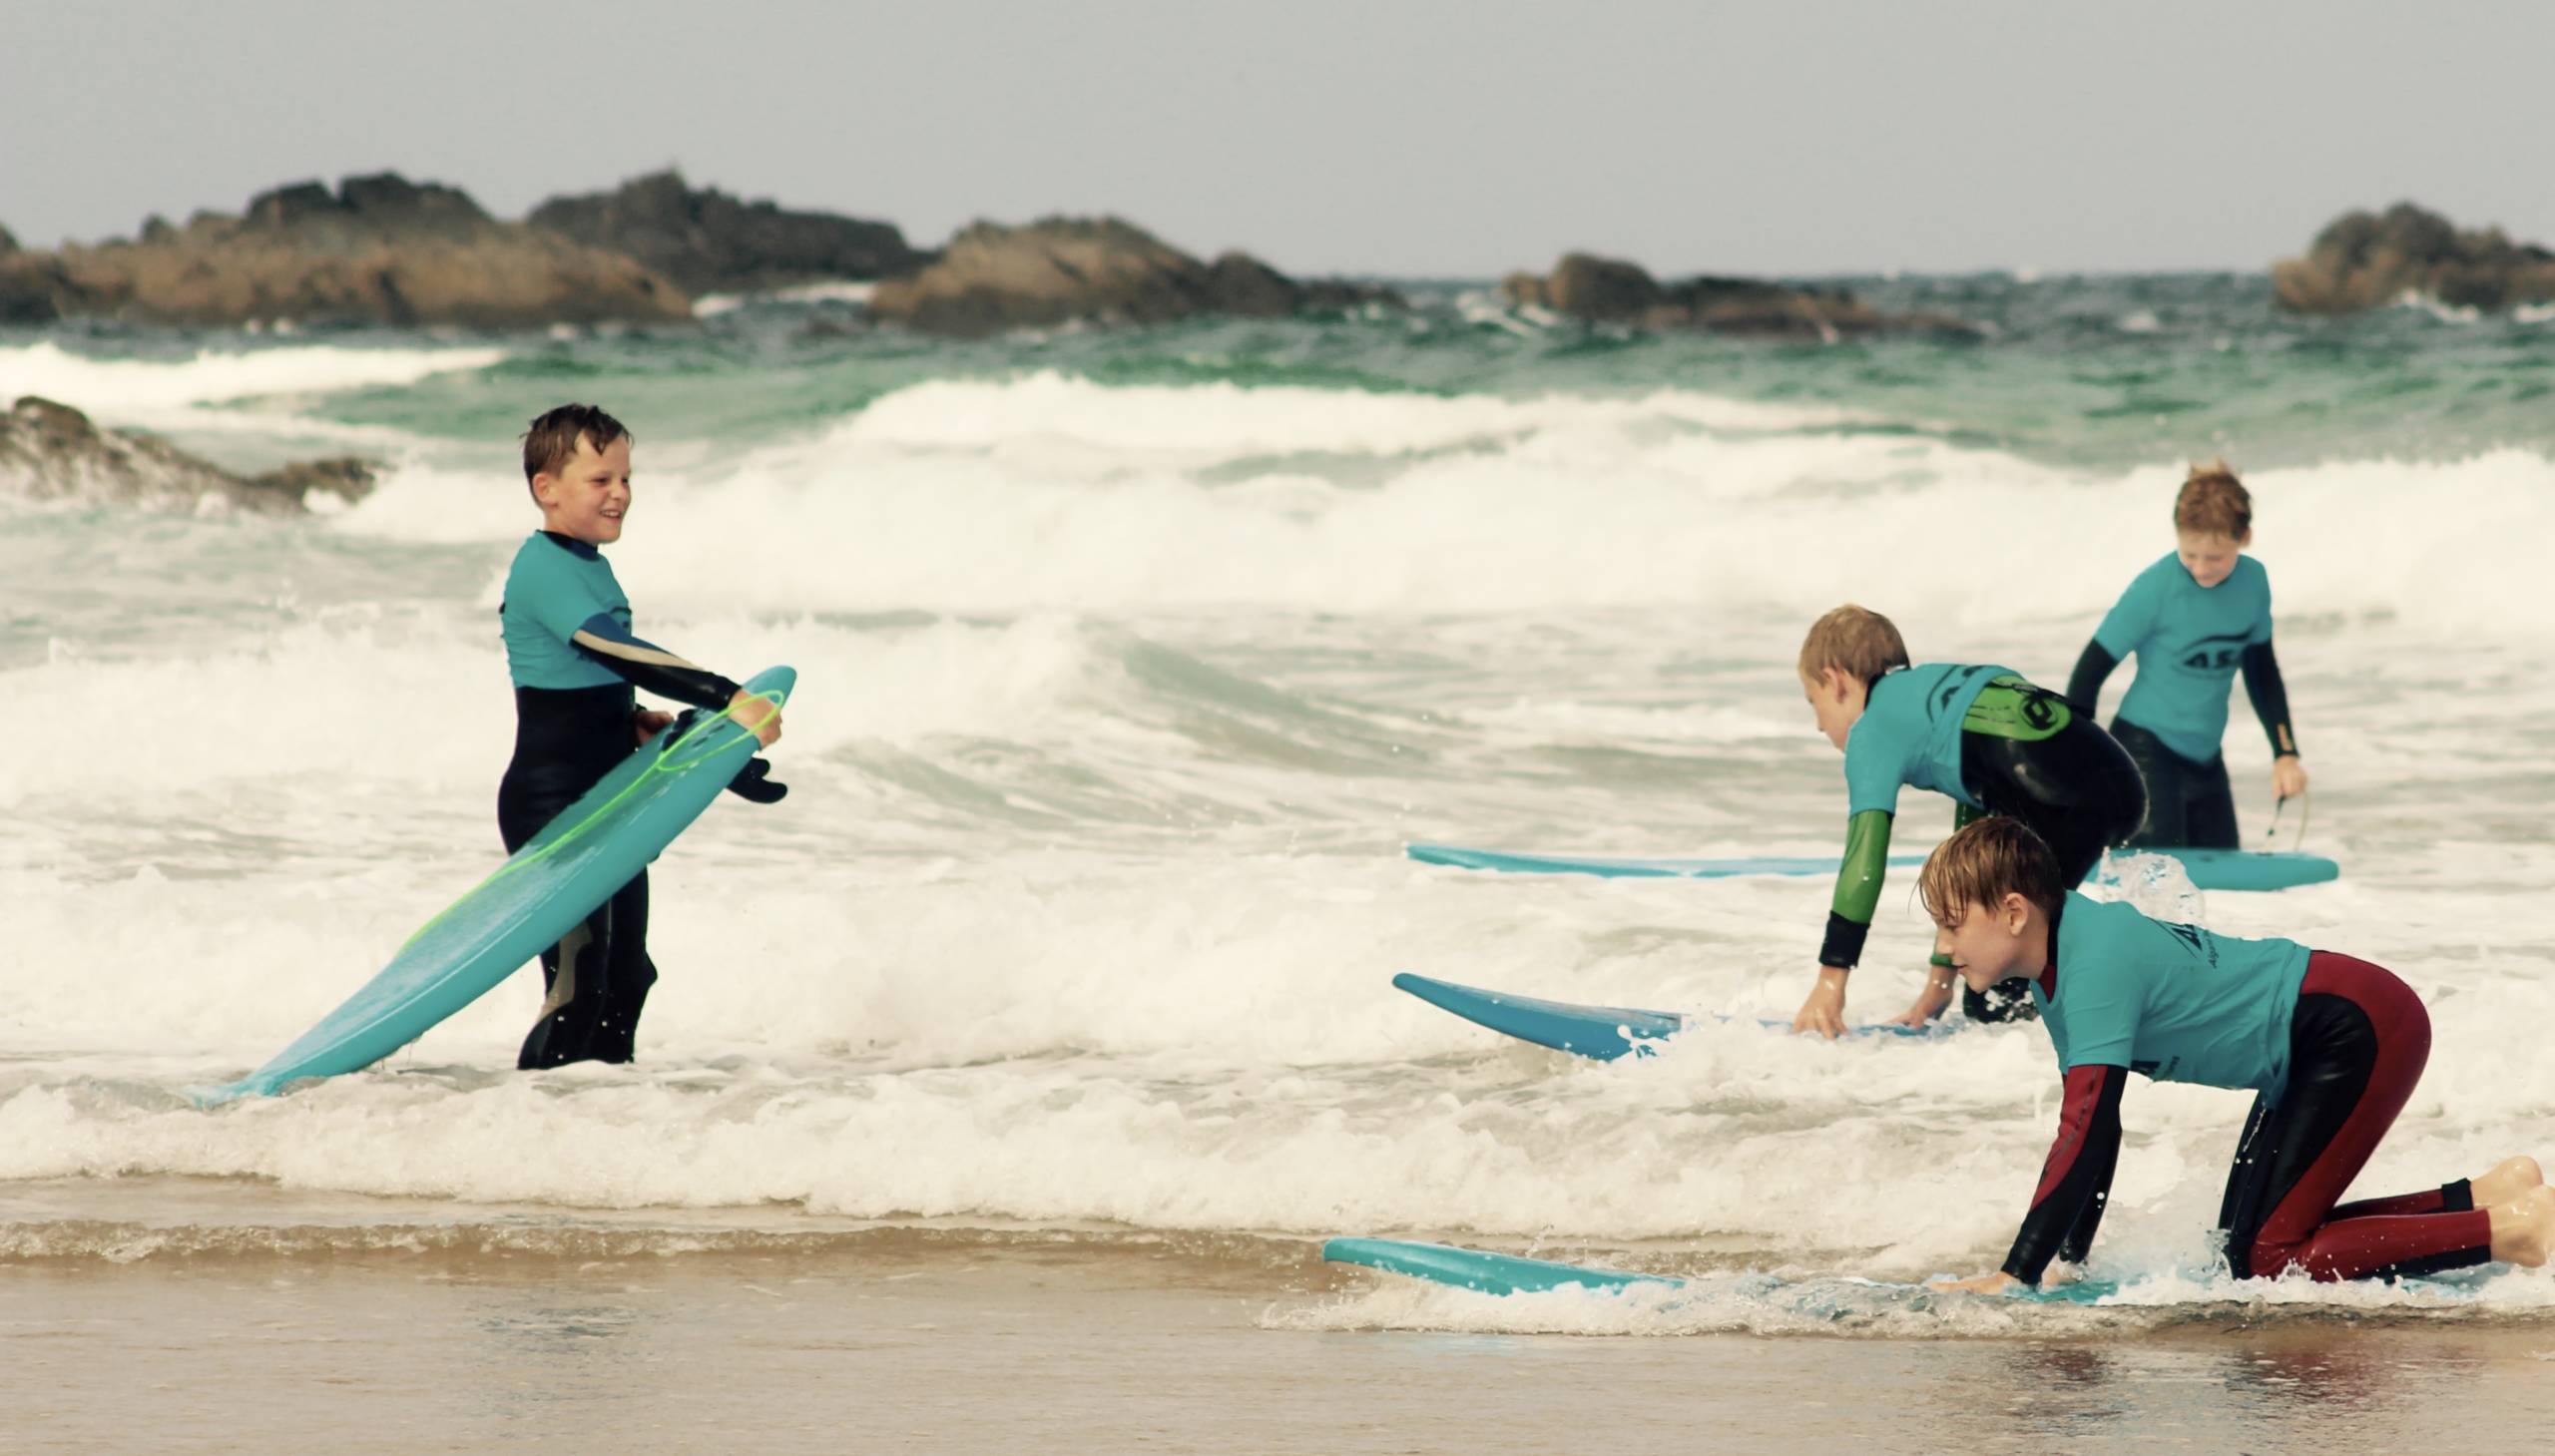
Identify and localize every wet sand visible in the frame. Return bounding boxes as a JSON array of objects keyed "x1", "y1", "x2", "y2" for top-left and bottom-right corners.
[{"x1": 8, "y1": 1186, "x2": 2554, "y2": 1454}]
